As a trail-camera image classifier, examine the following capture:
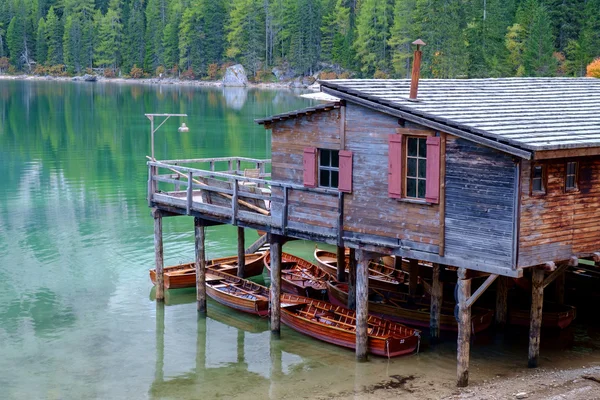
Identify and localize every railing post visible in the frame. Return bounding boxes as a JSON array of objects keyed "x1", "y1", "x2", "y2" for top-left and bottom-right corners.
[
  {"x1": 236, "y1": 159, "x2": 241, "y2": 174},
  {"x1": 228, "y1": 160, "x2": 233, "y2": 173},
  {"x1": 174, "y1": 174, "x2": 181, "y2": 192},
  {"x1": 231, "y1": 179, "x2": 239, "y2": 225},
  {"x1": 186, "y1": 171, "x2": 193, "y2": 215},
  {"x1": 210, "y1": 161, "x2": 215, "y2": 178},
  {"x1": 281, "y1": 186, "x2": 288, "y2": 234},
  {"x1": 148, "y1": 163, "x2": 154, "y2": 207}
]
